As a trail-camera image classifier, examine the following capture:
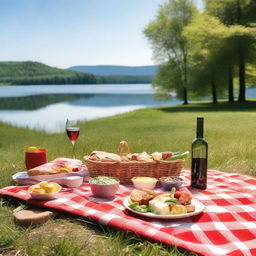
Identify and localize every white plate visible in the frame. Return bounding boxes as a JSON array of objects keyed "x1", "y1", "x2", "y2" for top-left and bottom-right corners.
[
  {"x1": 123, "y1": 197, "x2": 204, "y2": 219},
  {"x1": 12, "y1": 169, "x2": 89, "y2": 185}
]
